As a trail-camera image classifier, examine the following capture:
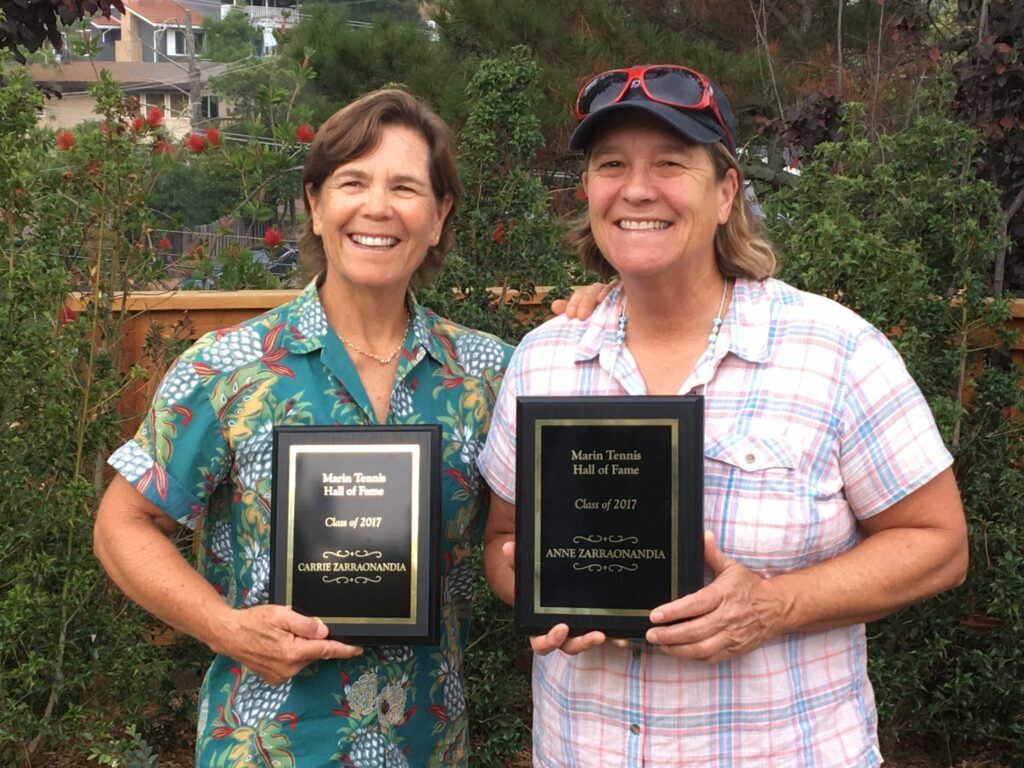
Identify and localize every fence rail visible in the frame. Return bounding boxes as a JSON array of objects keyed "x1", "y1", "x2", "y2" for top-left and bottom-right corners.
[{"x1": 66, "y1": 290, "x2": 1024, "y2": 437}]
